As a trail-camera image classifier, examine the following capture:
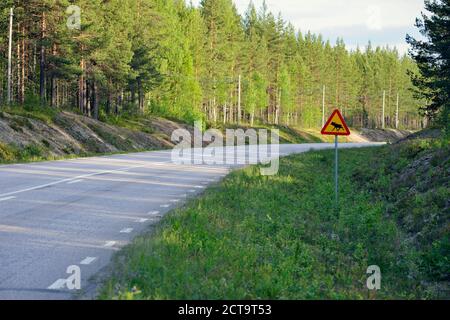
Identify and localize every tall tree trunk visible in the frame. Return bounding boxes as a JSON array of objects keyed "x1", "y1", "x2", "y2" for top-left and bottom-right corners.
[
  {"x1": 79, "y1": 56, "x2": 85, "y2": 113},
  {"x1": 17, "y1": 29, "x2": 21, "y2": 104},
  {"x1": 223, "y1": 103, "x2": 227, "y2": 124},
  {"x1": 50, "y1": 76, "x2": 55, "y2": 107},
  {"x1": 229, "y1": 88, "x2": 234, "y2": 124},
  {"x1": 33, "y1": 42, "x2": 37, "y2": 95},
  {"x1": 86, "y1": 80, "x2": 91, "y2": 117},
  {"x1": 106, "y1": 79, "x2": 112, "y2": 115},
  {"x1": 20, "y1": 25, "x2": 25, "y2": 104},
  {"x1": 93, "y1": 81, "x2": 99, "y2": 119},
  {"x1": 39, "y1": 12, "x2": 46, "y2": 104},
  {"x1": 115, "y1": 89, "x2": 123, "y2": 115},
  {"x1": 51, "y1": 44, "x2": 57, "y2": 107},
  {"x1": 213, "y1": 97, "x2": 217, "y2": 123},
  {"x1": 138, "y1": 78, "x2": 144, "y2": 113},
  {"x1": 131, "y1": 84, "x2": 136, "y2": 107}
]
